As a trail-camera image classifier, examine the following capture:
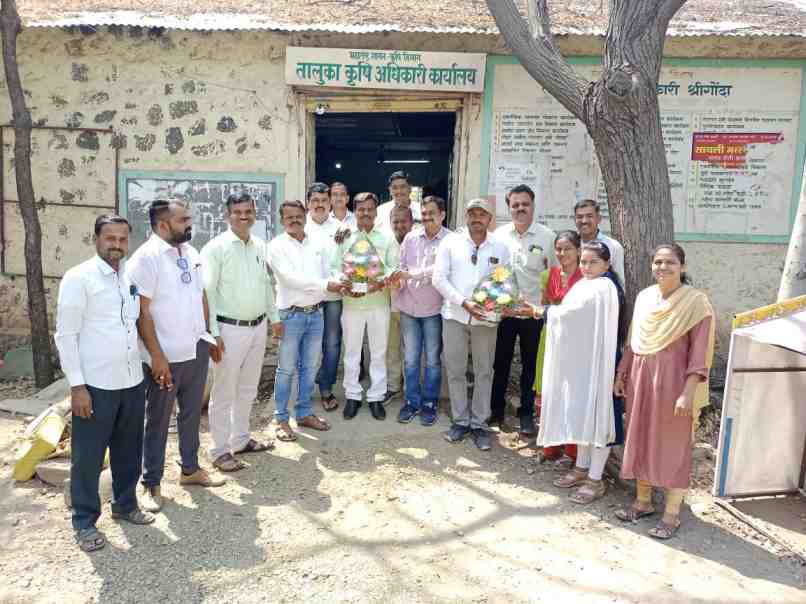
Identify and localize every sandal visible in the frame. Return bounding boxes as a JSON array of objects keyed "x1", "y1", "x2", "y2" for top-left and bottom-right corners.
[
  {"x1": 76, "y1": 527, "x2": 106, "y2": 552},
  {"x1": 212, "y1": 453, "x2": 247, "y2": 472},
  {"x1": 236, "y1": 438, "x2": 274, "y2": 454},
  {"x1": 275, "y1": 421, "x2": 297, "y2": 442},
  {"x1": 648, "y1": 519, "x2": 681, "y2": 540},
  {"x1": 615, "y1": 505, "x2": 656, "y2": 523},
  {"x1": 322, "y1": 393, "x2": 339, "y2": 412},
  {"x1": 553, "y1": 468, "x2": 588, "y2": 489},
  {"x1": 297, "y1": 415, "x2": 331, "y2": 431},
  {"x1": 569, "y1": 479, "x2": 608, "y2": 505},
  {"x1": 112, "y1": 508, "x2": 156, "y2": 525}
]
